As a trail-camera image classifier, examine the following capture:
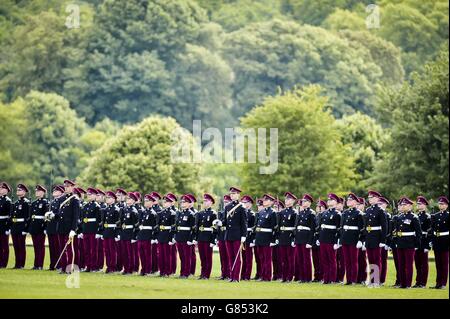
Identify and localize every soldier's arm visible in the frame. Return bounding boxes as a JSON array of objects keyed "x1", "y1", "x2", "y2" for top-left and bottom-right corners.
[
  {"x1": 379, "y1": 209, "x2": 387, "y2": 244},
  {"x1": 240, "y1": 208, "x2": 247, "y2": 240},
  {"x1": 413, "y1": 216, "x2": 422, "y2": 248},
  {"x1": 358, "y1": 213, "x2": 365, "y2": 241},
  {"x1": 308, "y1": 214, "x2": 316, "y2": 245},
  {"x1": 71, "y1": 198, "x2": 81, "y2": 232}
]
